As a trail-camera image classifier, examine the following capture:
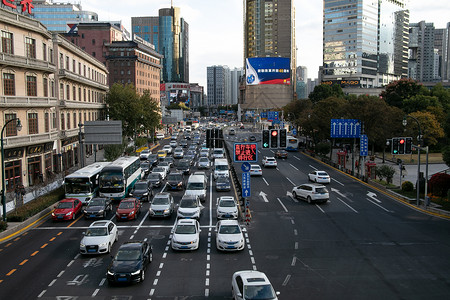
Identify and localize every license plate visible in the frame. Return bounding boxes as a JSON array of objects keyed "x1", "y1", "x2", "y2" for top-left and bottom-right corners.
[
  {"x1": 181, "y1": 246, "x2": 189, "y2": 249},
  {"x1": 117, "y1": 277, "x2": 127, "y2": 282},
  {"x1": 121, "y1": 216, "x2": 127, "y2": 219},
  {"x1": 58, "y1": 216, "x2": 63, "y2": 219},
  {"x1": 88, "y1": 249, "x2": 96, "y2": 252},
  {"x1": 90, "y1": 215, "x2": 96, "y2": 218},
  {"x1": 227, "y1": 246, "x2": 236, "y2": 249}
]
